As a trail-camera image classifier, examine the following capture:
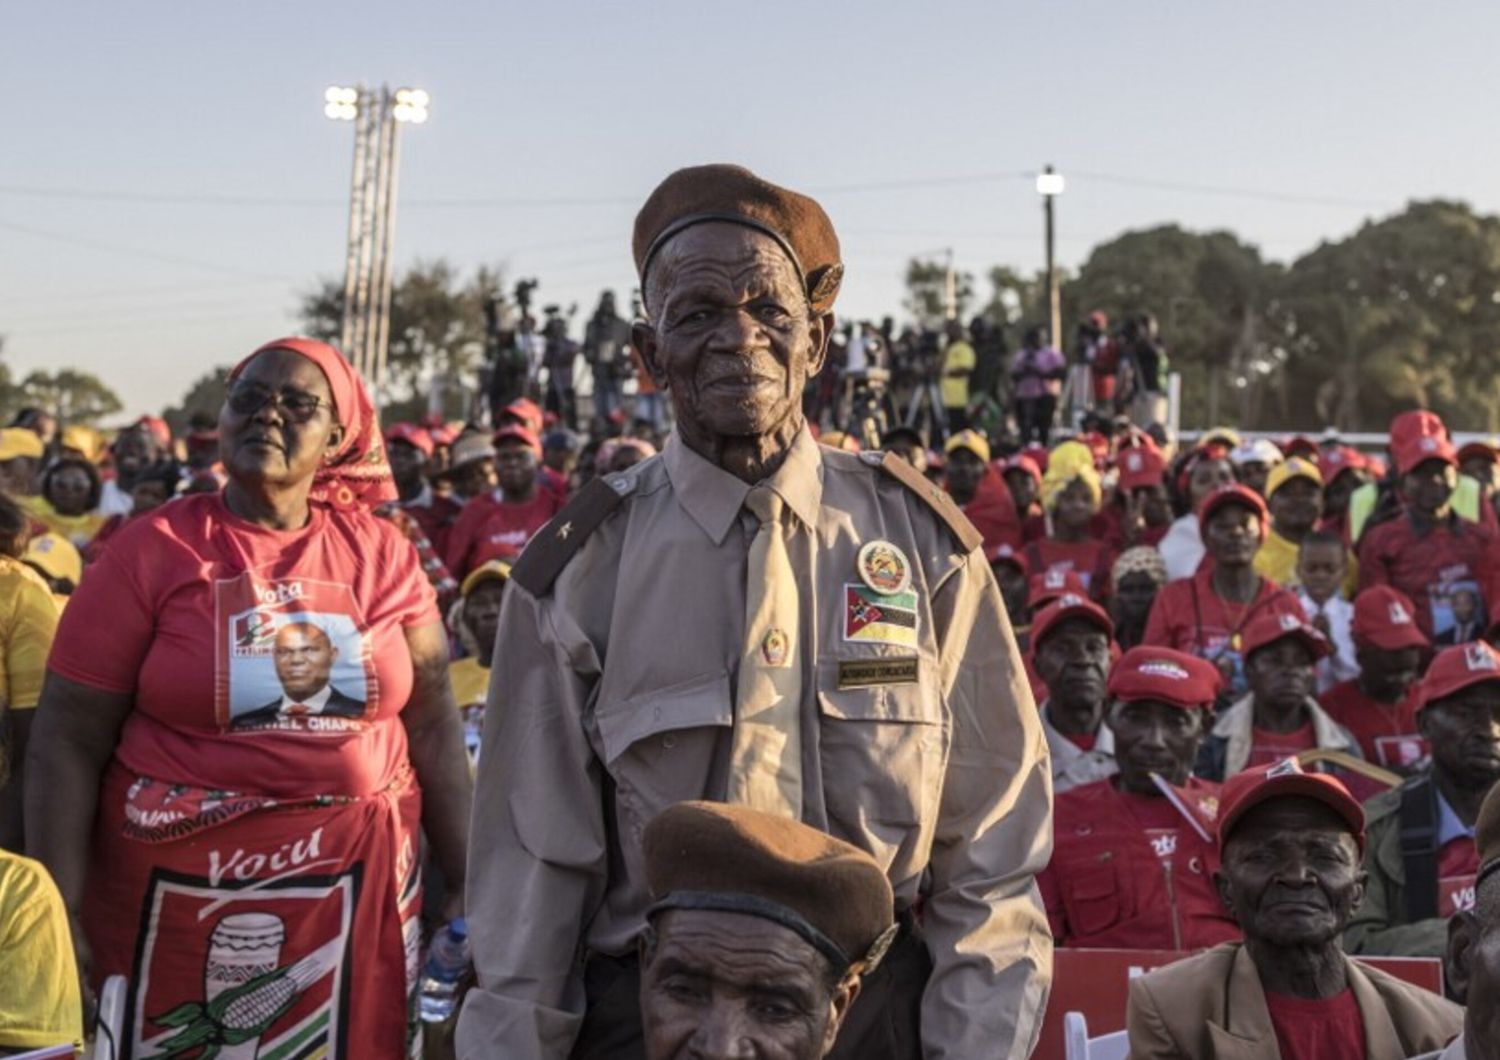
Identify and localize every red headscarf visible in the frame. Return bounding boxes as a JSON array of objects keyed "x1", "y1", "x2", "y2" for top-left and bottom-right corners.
[{"x1": 228, "y1": 337, "x2": 397, "y2": 511}]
